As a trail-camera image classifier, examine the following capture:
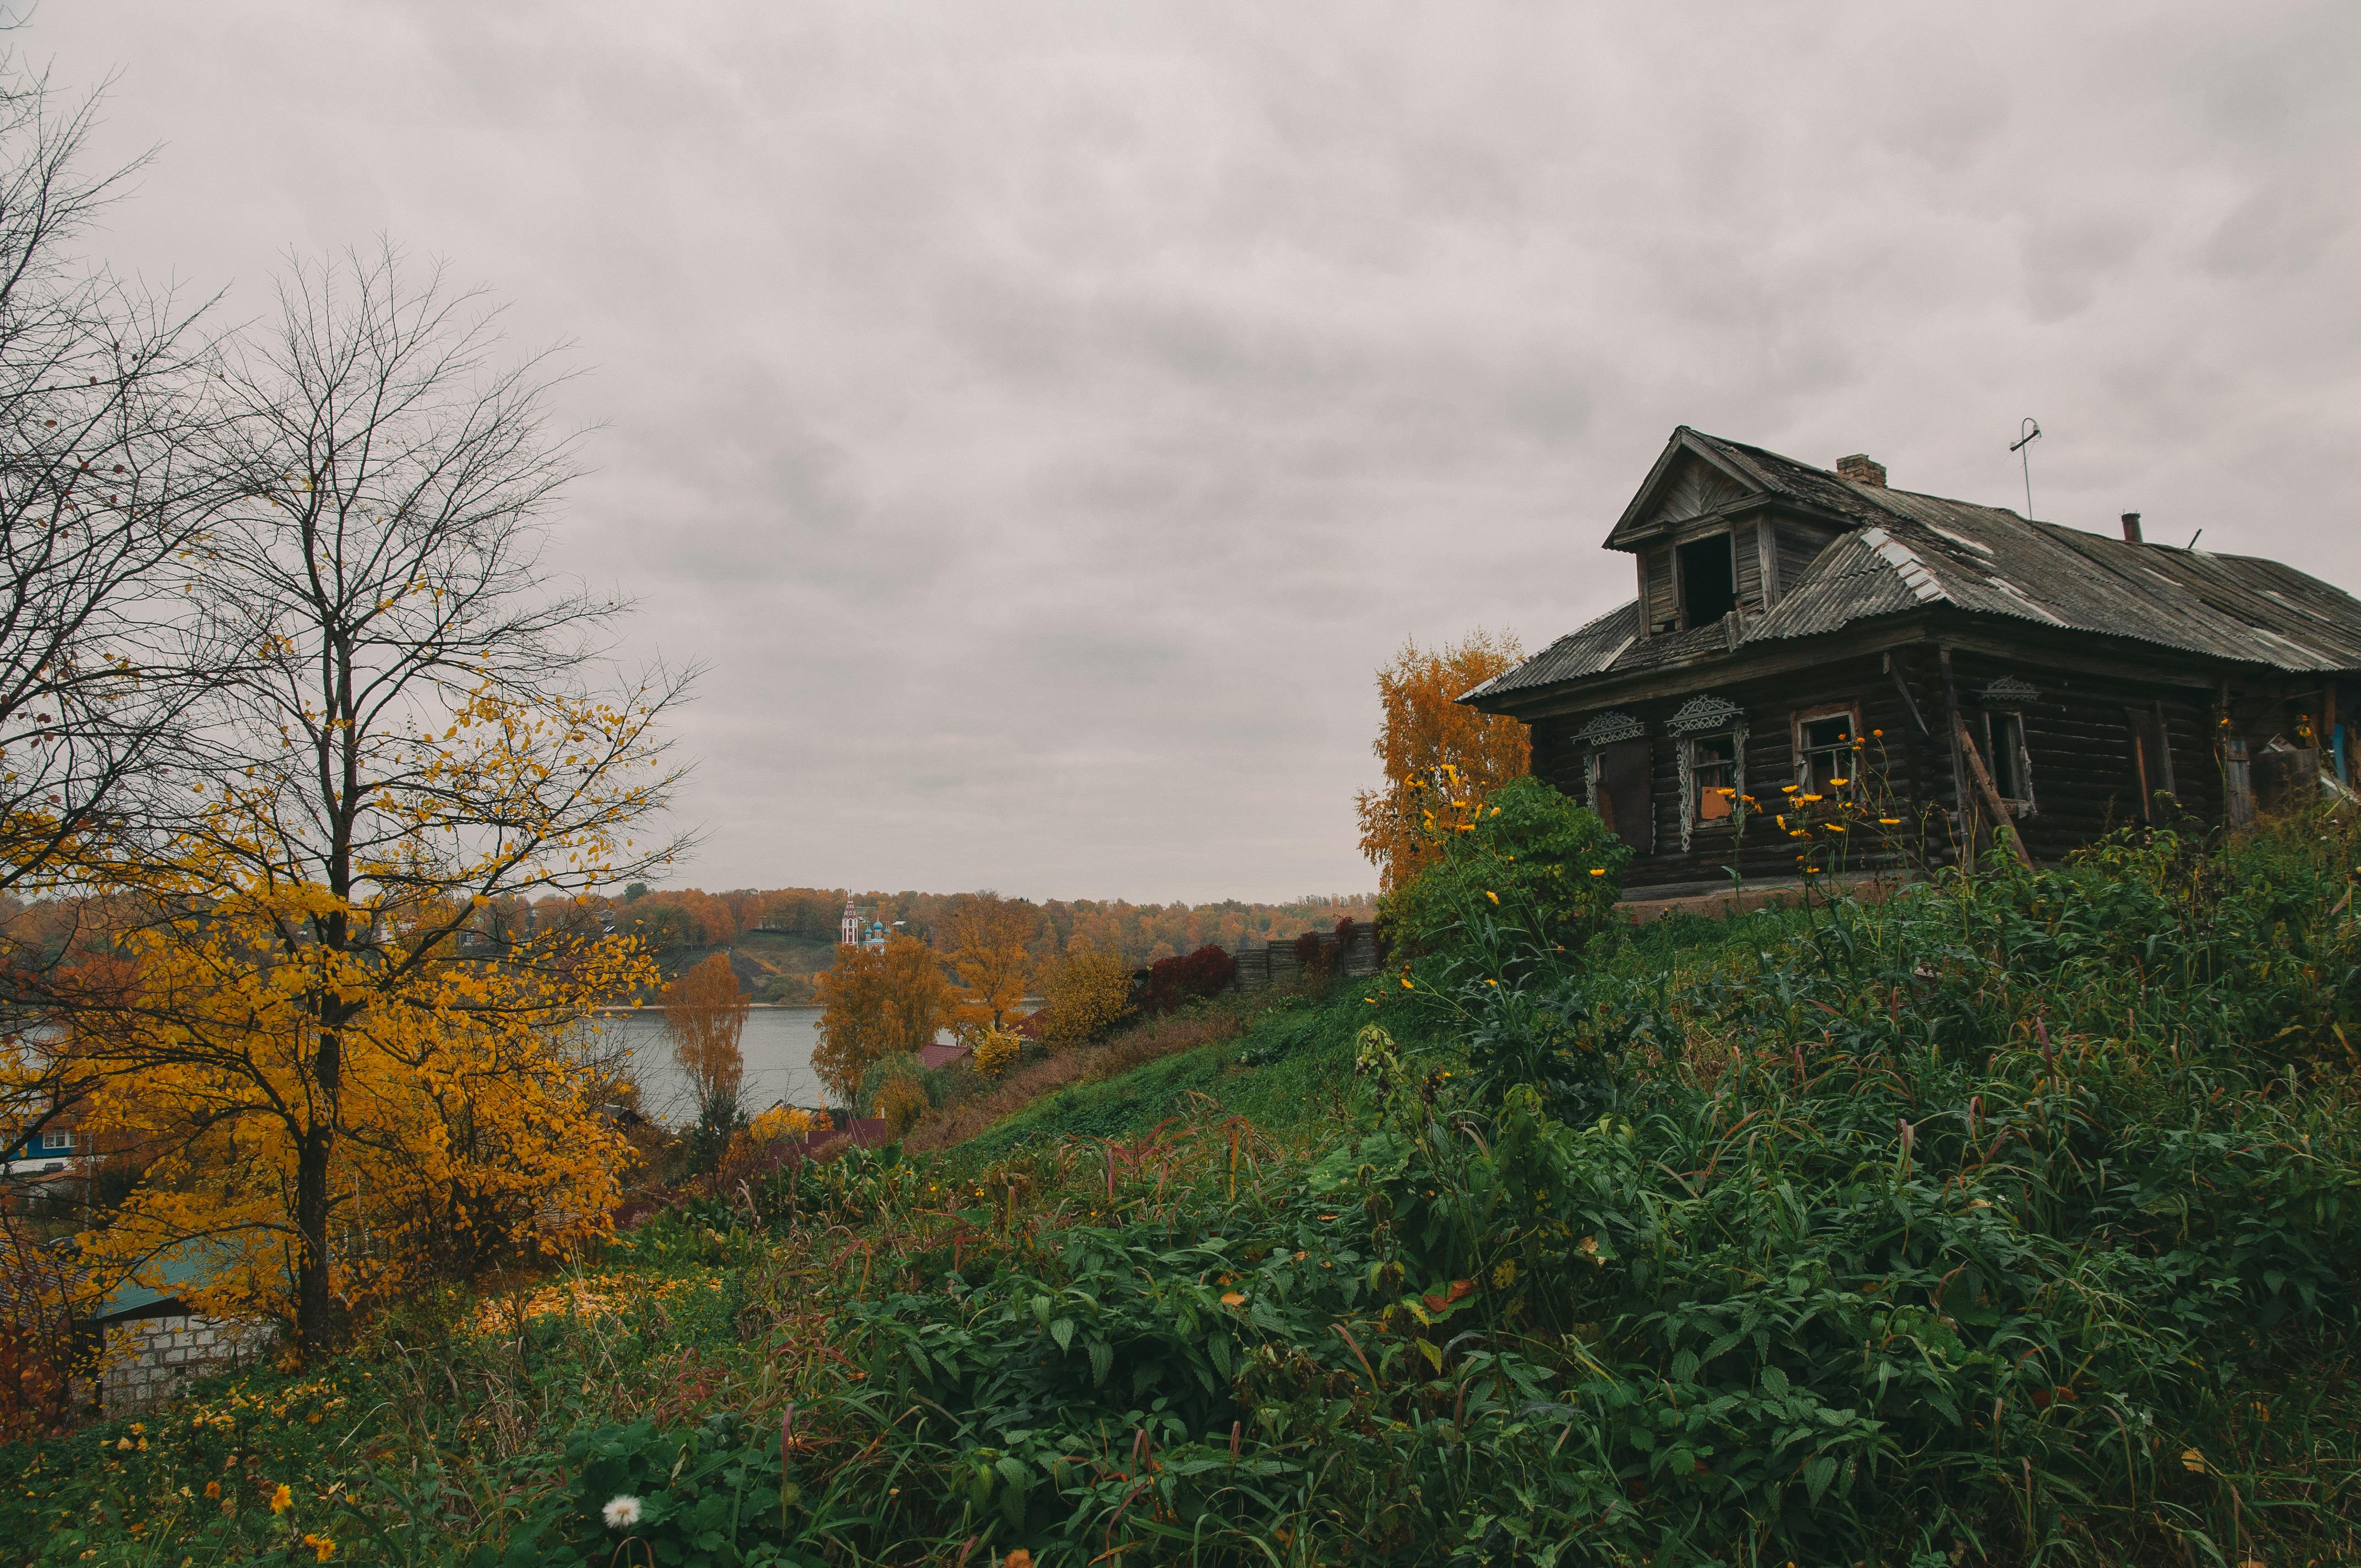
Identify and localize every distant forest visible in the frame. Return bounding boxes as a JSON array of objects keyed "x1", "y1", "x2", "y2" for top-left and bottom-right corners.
[
  {"x1": 0, "y1": 886, "x2": 1380, "y2": 1009},
  {"x1": 587, "y1": 886, "x2": 1380, "y2": 1003}
]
